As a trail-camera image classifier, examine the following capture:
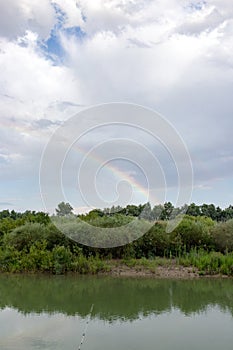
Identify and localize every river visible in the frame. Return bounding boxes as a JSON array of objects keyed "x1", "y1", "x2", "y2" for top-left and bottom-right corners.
[{"x1": 0, "y1": 275, "x2": 232, "y2": 349}]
